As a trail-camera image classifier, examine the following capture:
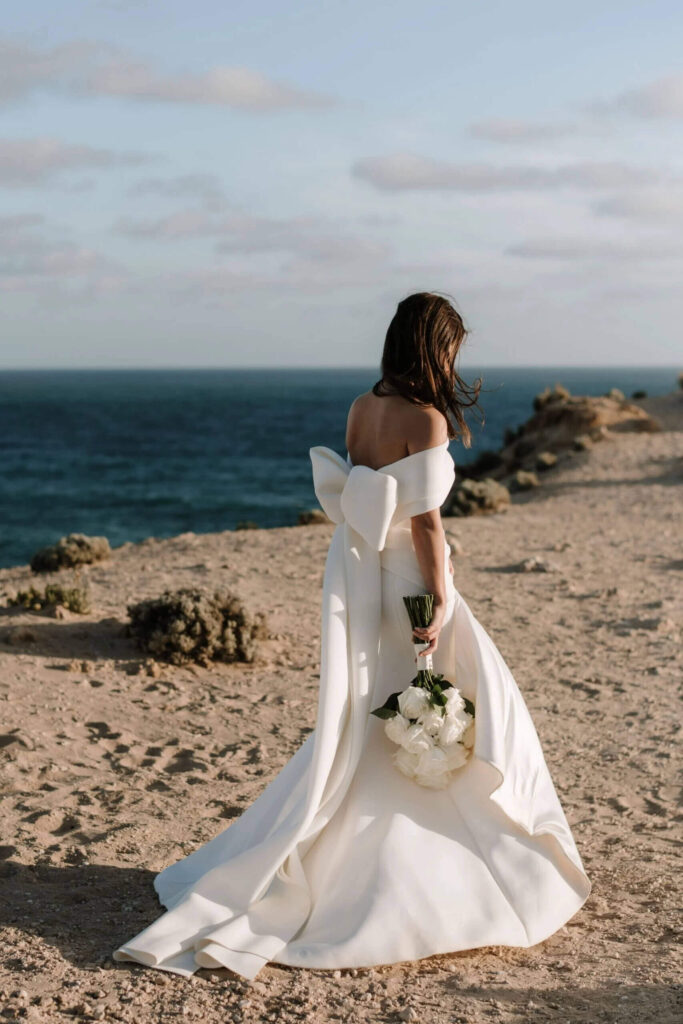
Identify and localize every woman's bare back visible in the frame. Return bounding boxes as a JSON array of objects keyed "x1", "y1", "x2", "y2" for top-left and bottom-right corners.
[{"x1": 345, "y1": 390, "x2": 449, "y2": 471}]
